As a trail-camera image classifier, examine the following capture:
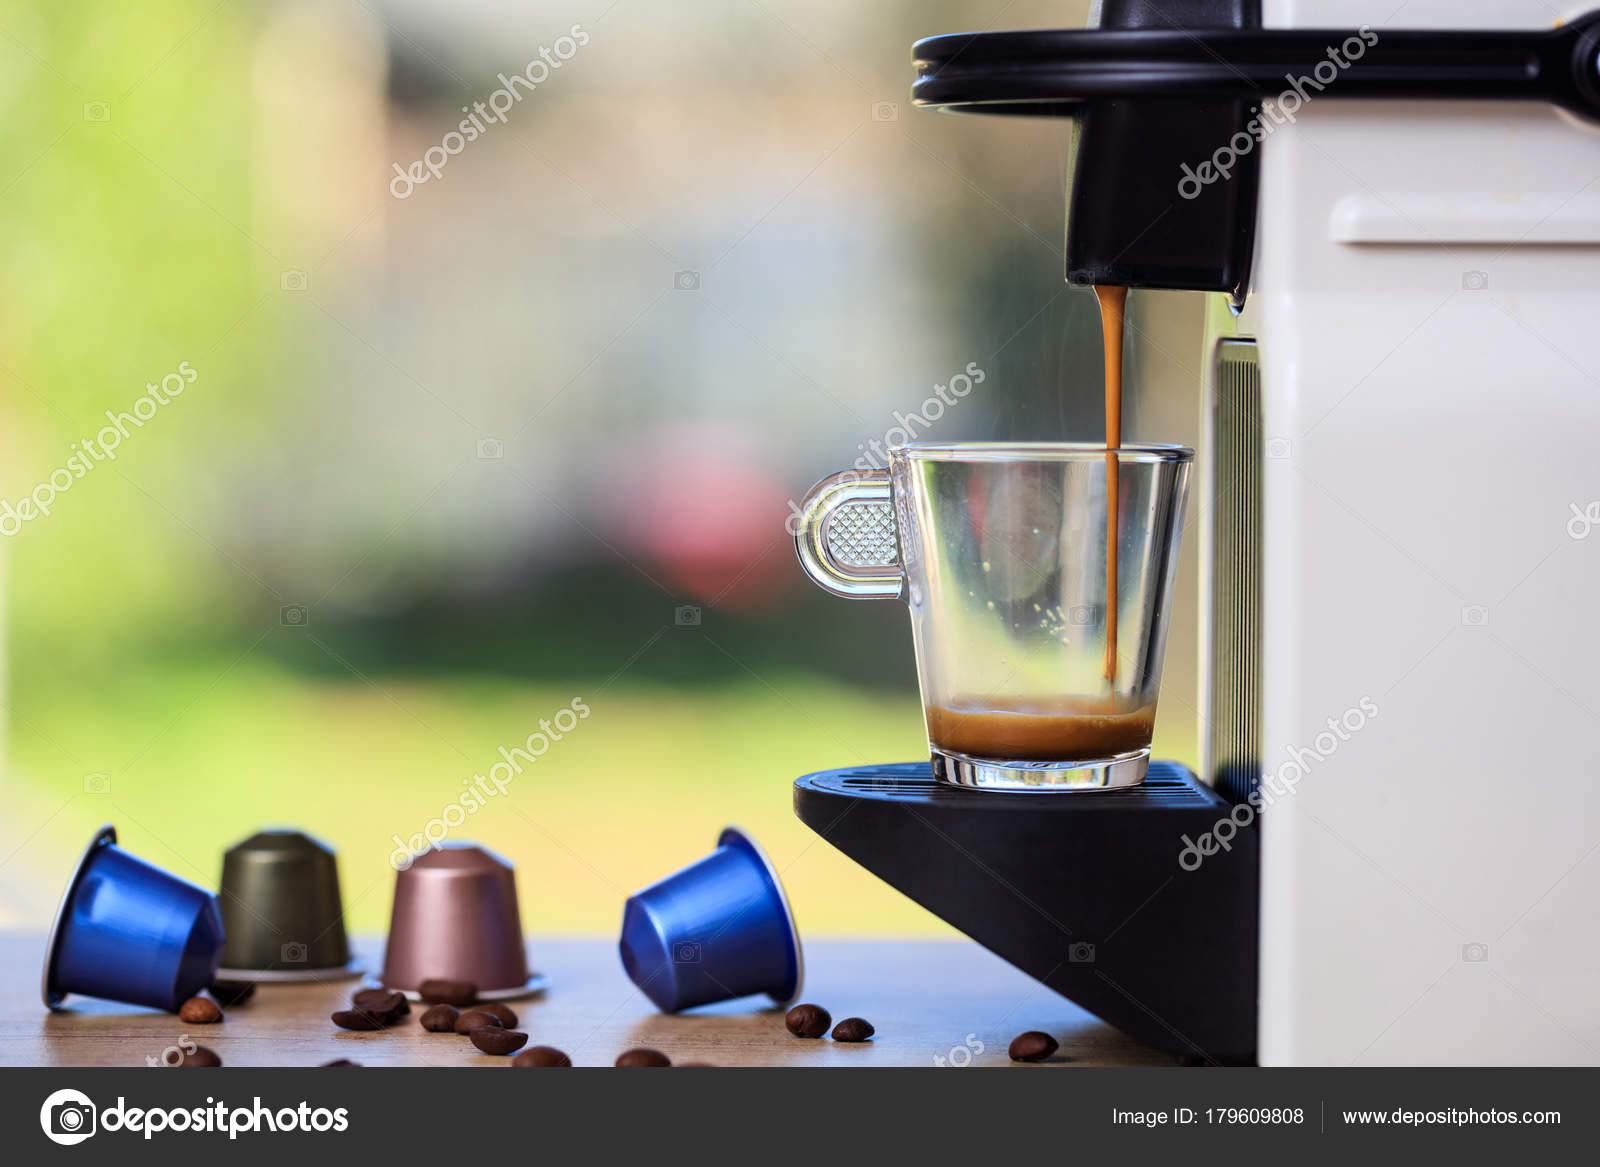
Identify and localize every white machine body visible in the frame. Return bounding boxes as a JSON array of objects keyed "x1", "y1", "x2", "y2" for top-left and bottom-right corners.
[{"x1": 1197, "y1": 0, "x2": 1600, "y2": 1065}]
